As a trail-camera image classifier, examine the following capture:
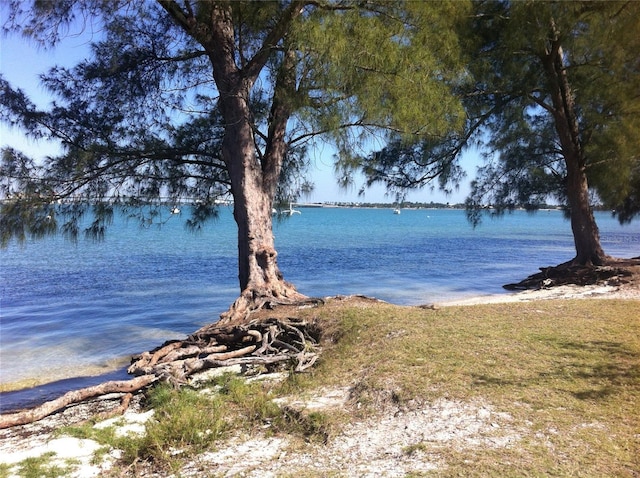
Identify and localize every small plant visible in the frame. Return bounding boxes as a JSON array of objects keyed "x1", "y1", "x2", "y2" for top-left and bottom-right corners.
[
  {"x1": 12, "y1": 452, "x2": 72, "y2": 478},
  {"x1": 402, "y1": 442, "x2": 428, "y2": 456},
  {"x1": 279, "y1": 408, "x2": 332, "y2": 443},
  {"x1": 132, "y1": 383, "x2": 229, "y2": 468}
]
